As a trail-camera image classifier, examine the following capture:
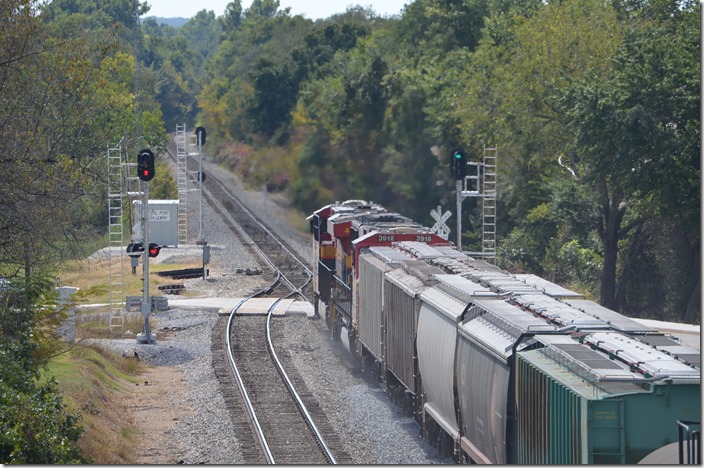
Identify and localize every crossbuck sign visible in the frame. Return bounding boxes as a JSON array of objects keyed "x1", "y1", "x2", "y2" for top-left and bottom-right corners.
[{"x1": 430, "y1": 205, "x2": 452, "y2": 240}]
